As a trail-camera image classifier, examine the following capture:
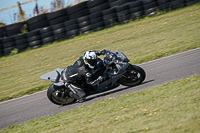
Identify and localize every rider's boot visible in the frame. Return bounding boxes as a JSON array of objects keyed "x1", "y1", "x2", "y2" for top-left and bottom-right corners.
[{"x1": 67, "y1": 84, "x2": 86, "y2": 102}]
